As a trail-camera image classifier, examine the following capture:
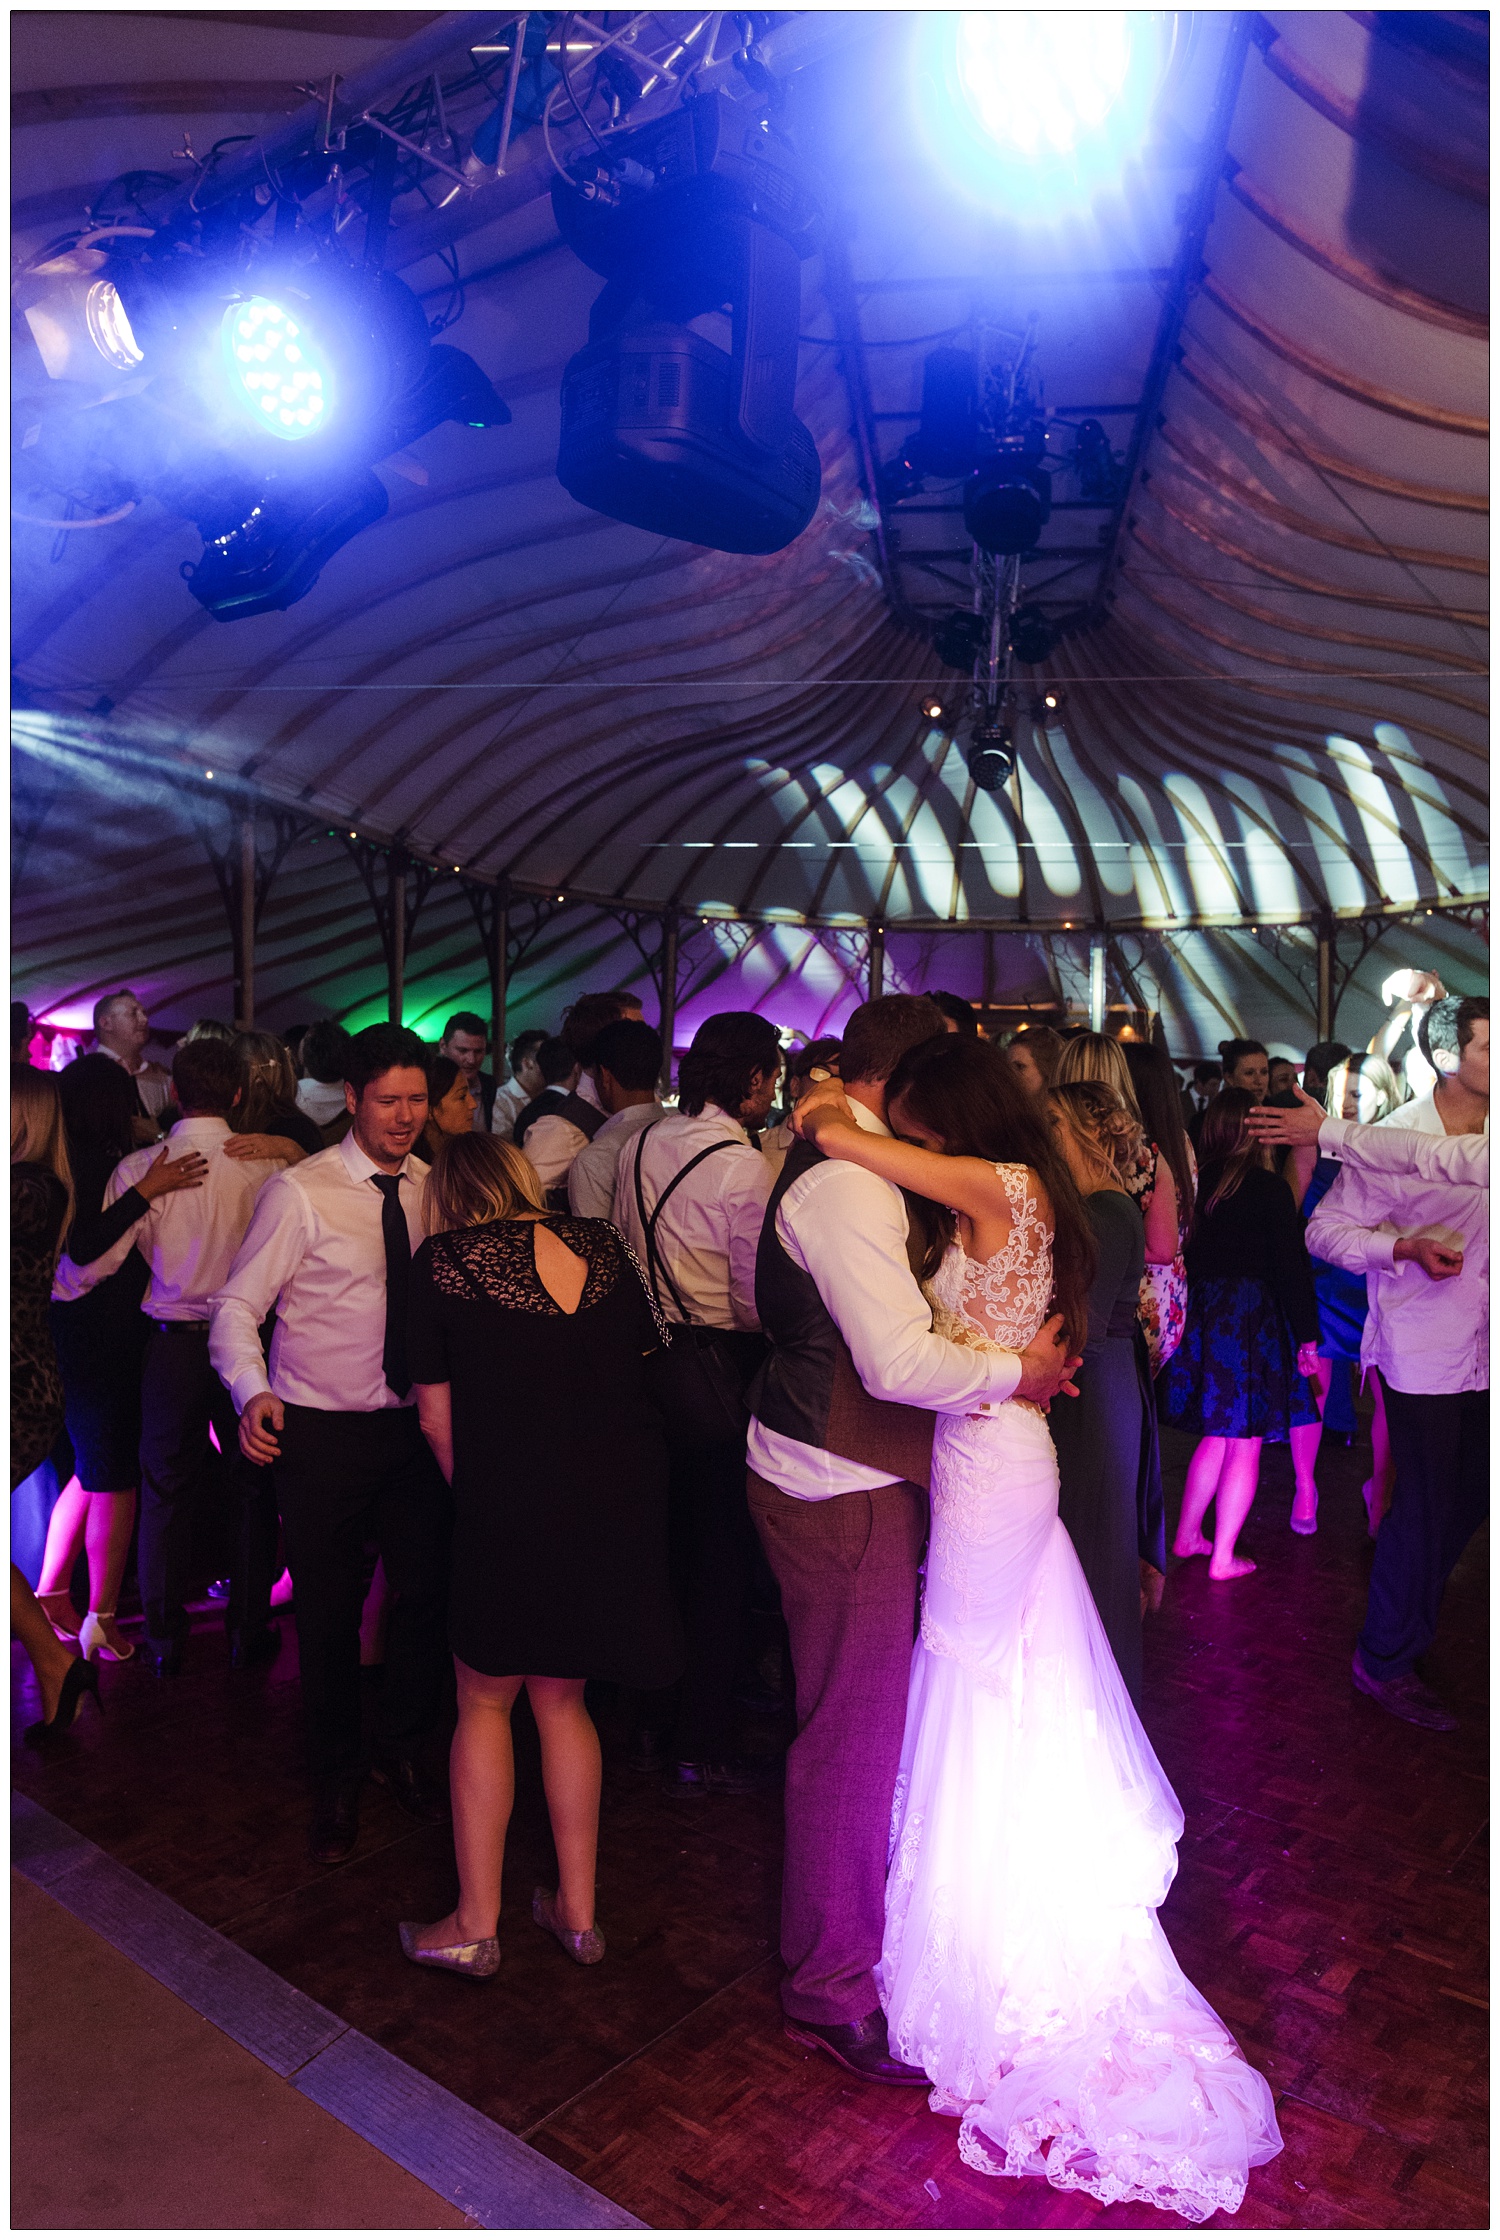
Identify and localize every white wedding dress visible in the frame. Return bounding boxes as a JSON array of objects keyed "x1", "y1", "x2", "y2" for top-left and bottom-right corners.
[{"x1": 879, "y1": 1166, "x2": 1282, "y2": 2223}]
